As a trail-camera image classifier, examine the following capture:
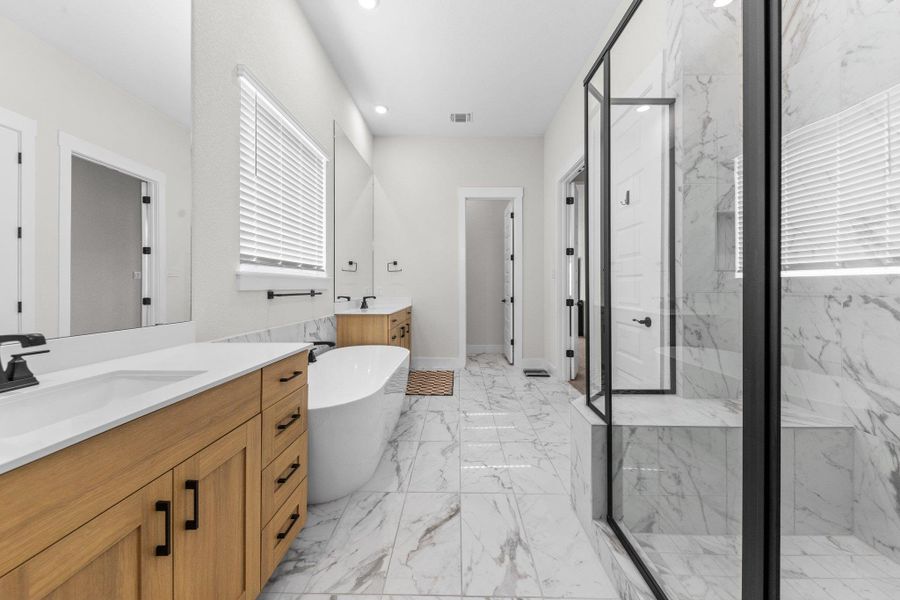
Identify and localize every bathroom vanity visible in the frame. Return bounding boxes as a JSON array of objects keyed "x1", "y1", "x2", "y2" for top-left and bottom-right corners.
[
  {"x1": 336, "y1": 304, "x2": 412, "y2": 353},
  {"x1": 0, "y1": 343, "x2": 310, "y2": 599}
]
